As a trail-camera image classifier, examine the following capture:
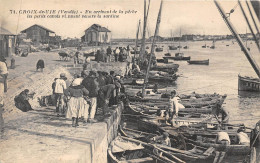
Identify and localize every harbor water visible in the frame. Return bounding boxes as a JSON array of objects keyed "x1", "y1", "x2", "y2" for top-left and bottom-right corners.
[{"x1": 146, "y1": 40, "x2": 260, "y2": 129}]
